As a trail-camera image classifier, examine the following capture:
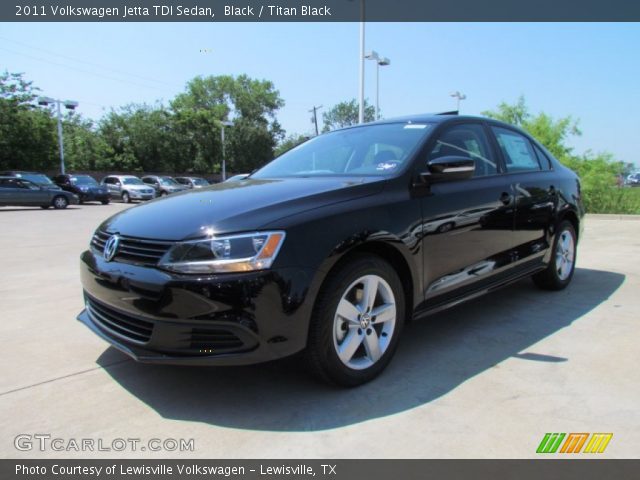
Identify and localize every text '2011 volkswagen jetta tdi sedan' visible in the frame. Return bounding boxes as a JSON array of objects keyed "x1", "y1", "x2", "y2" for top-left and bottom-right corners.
[{"x1": 78, "y1": 114, "x2": 584, "y2": 386}]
